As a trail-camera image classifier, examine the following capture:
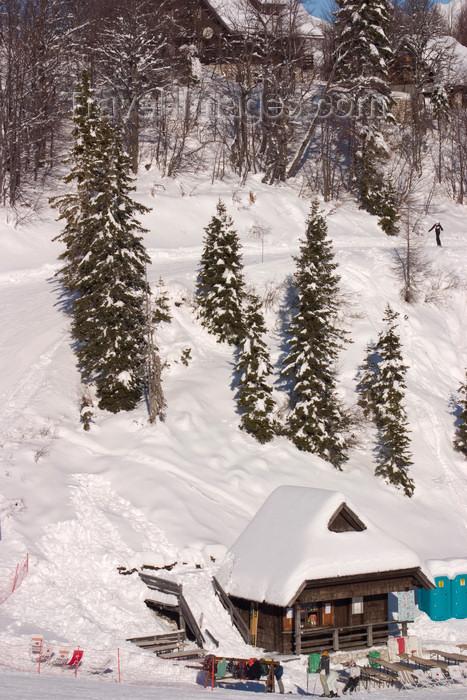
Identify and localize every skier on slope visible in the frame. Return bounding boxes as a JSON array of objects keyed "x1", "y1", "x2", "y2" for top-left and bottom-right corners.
[{"x1": 428, "y1": 221, "x2": 443, "y2": 246}]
